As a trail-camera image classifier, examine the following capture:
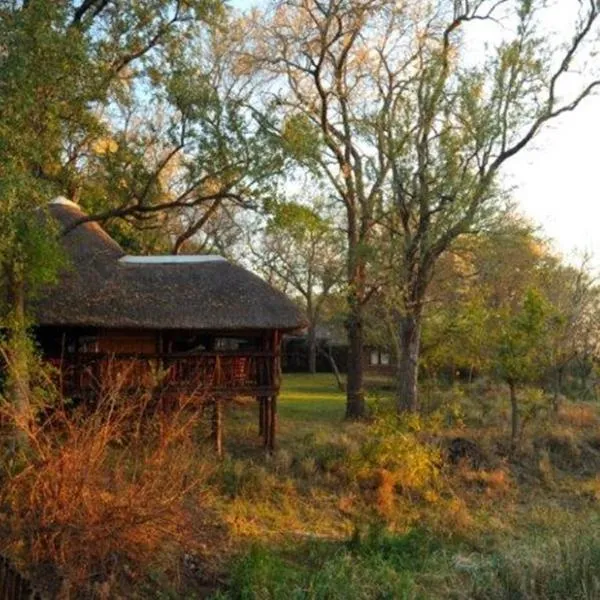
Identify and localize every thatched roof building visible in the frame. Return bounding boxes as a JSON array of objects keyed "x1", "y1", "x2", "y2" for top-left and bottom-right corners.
[
  {"x1": 34, "y1": 198, "x2": 305, "y2": 332},
  {"x1": 33, "y1": 198, "x2": 306, "y2": 453}
]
